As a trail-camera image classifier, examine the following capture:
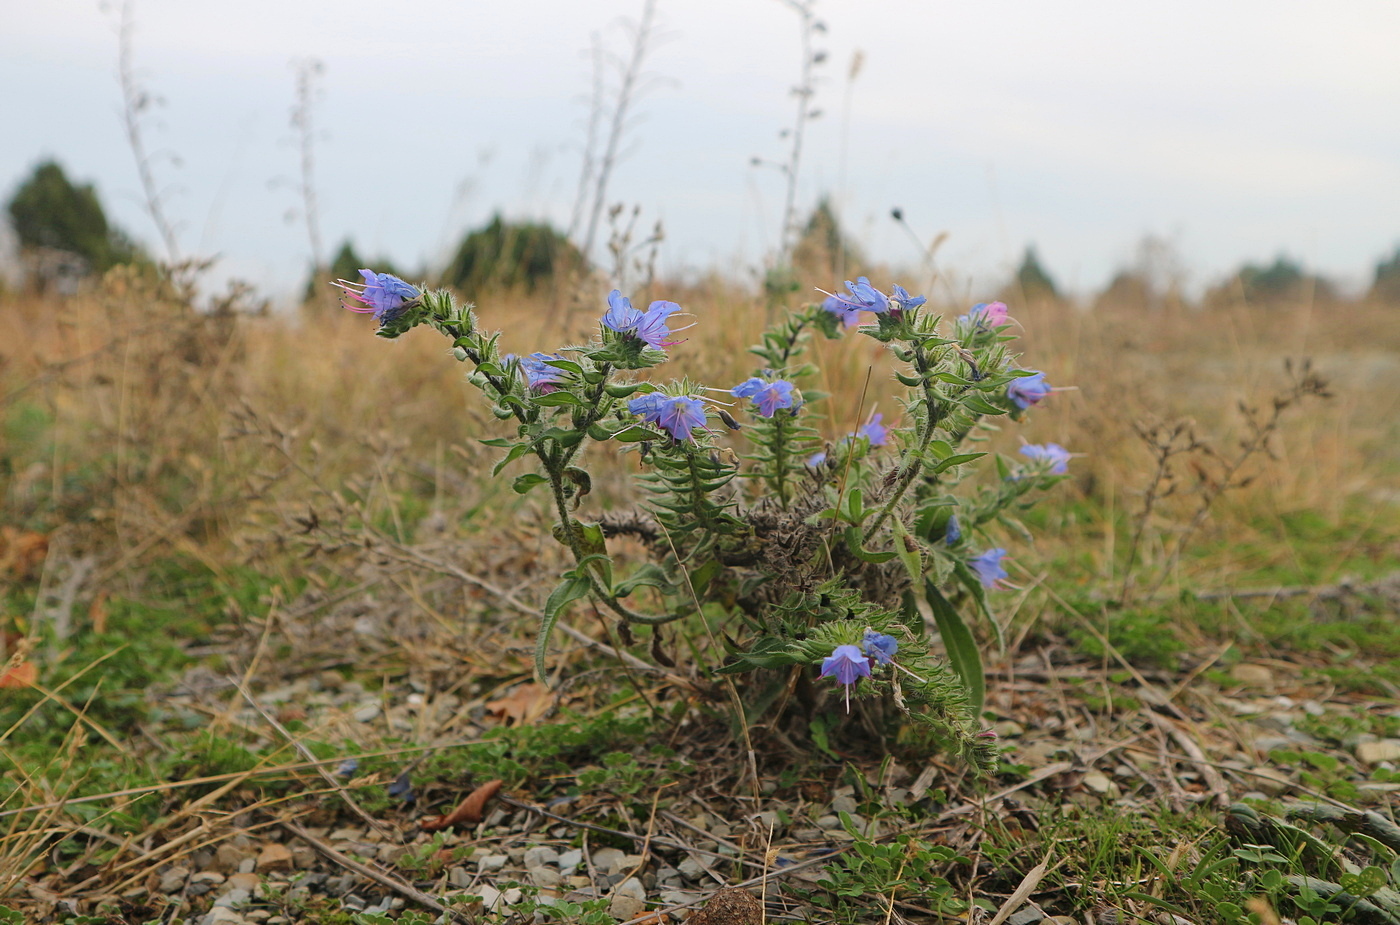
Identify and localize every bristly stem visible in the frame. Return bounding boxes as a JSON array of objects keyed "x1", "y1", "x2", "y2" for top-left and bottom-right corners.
[{"x1": 863, "y1": 341, "x2": 943, "y2": 543}]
